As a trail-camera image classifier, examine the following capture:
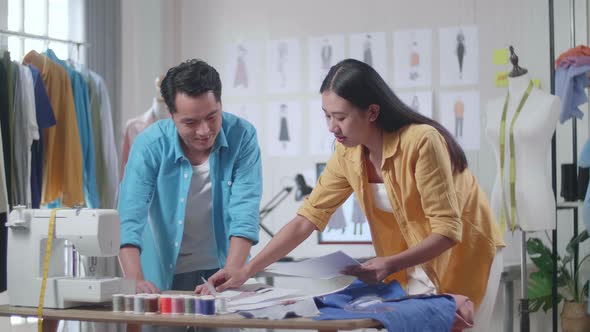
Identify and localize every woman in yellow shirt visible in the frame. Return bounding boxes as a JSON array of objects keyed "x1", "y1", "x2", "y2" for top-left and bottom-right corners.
[{"x1": 198, "y1": 59, "x2": 504, "y2": 326}]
